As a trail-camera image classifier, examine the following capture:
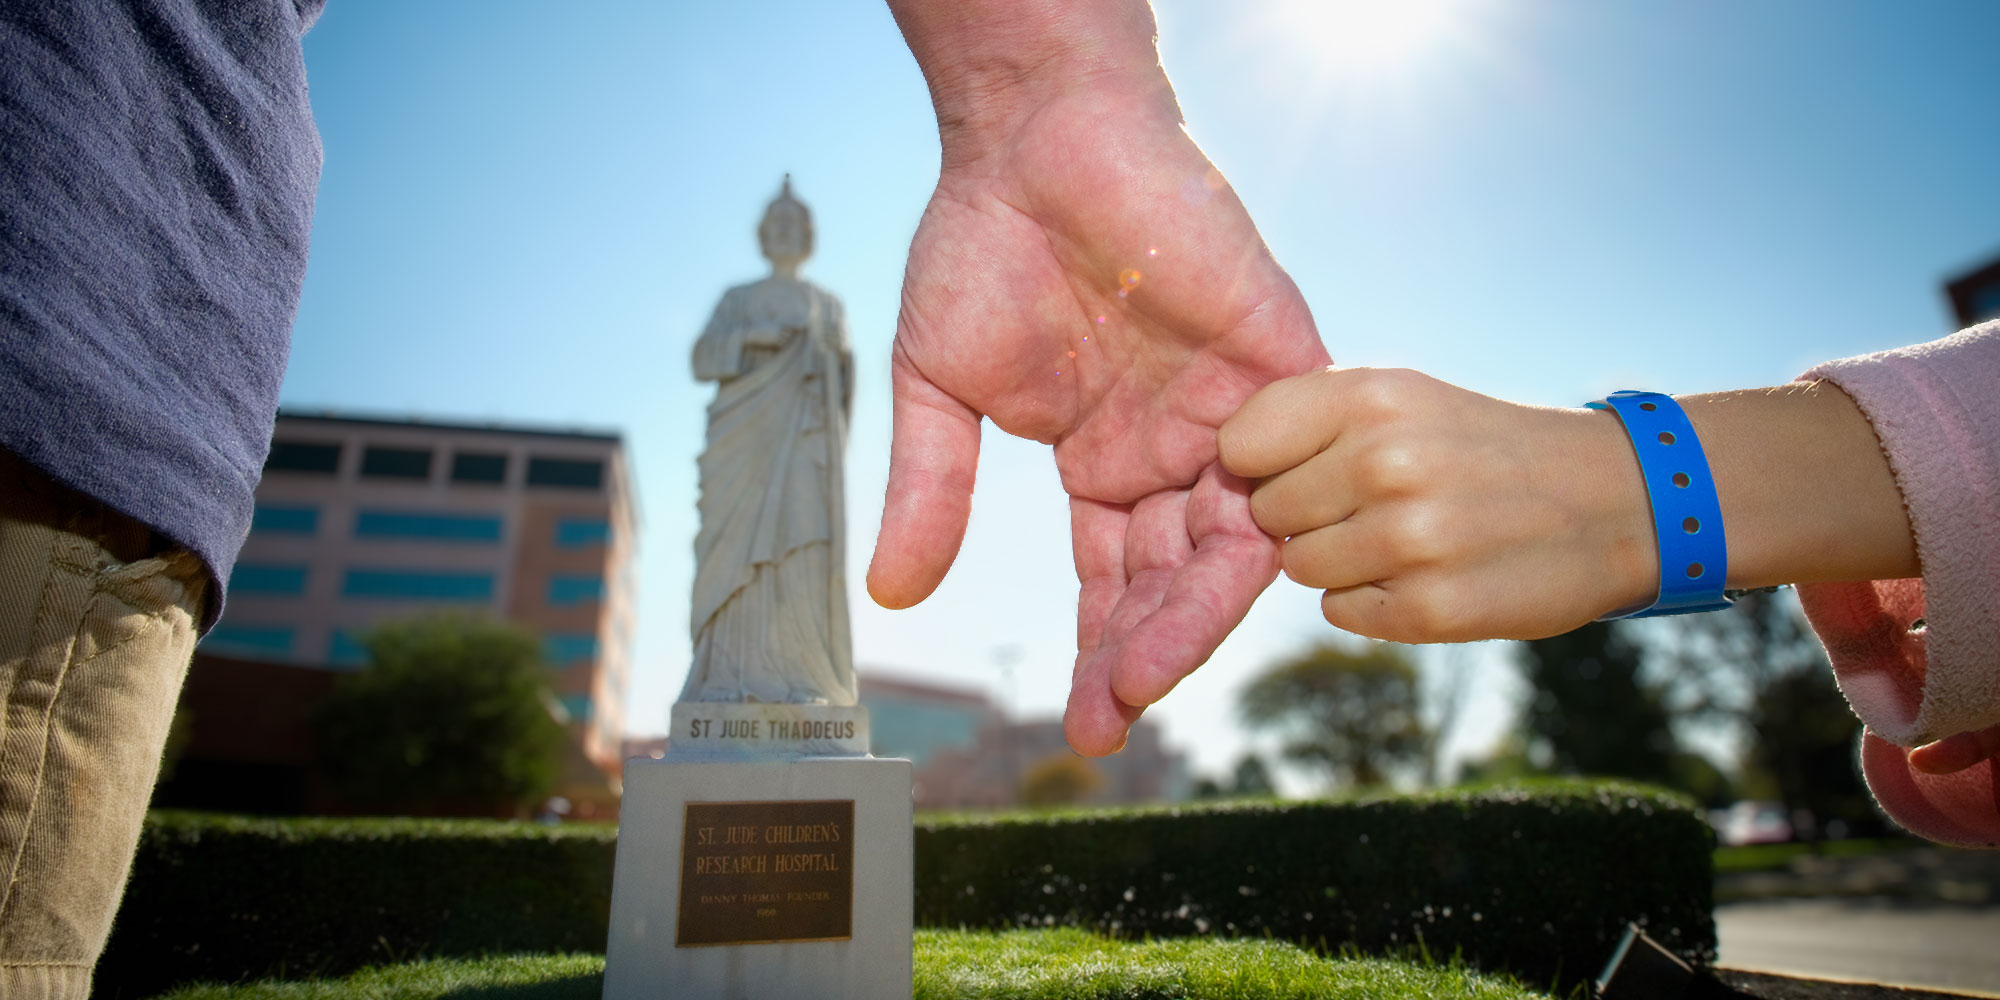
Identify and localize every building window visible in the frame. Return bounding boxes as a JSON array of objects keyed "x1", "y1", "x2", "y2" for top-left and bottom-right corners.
[
  {"x1": 544, "y1": 633, "x2": 600, "y2": 664},
  {"x1": 200, "y1": 624, "x2": 295, "y2": 658},
  {"x1": 341, "y1": 569, "x2": 494, "y2": 602},
  {"x1": 264, "y1": 442, "x2": 341, "y2": 475},
  {"x1": 546, "y1": 574, "x2": 605, "y2": 606},
  {"x1": 557, "y1": 694, "x2": 594, "y2": 723},
  {"x1": 451, "y1": 452, "x2": 508, "y2": 484},
  {"x1": 354, "y1": 510, "x2": 503, "y2": 542},
  {"x1": 526, "y1": 457, "x2": 603, "y2": 490},
  {"x1": 230, "y1": 564, "x2": 308, "y2": 596},
  {"x1": 328, "y1": 631, "x2": 370, "y2": 668},
  {"x1": 555, "y1": 517, "x2": 611, "y2": 548},
  {"x1": 250, "y1": 504, "x2": 319, "y2": 535},
  {"x1": 360, "y1": 447, "x2": 432, "y2": 480}
]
